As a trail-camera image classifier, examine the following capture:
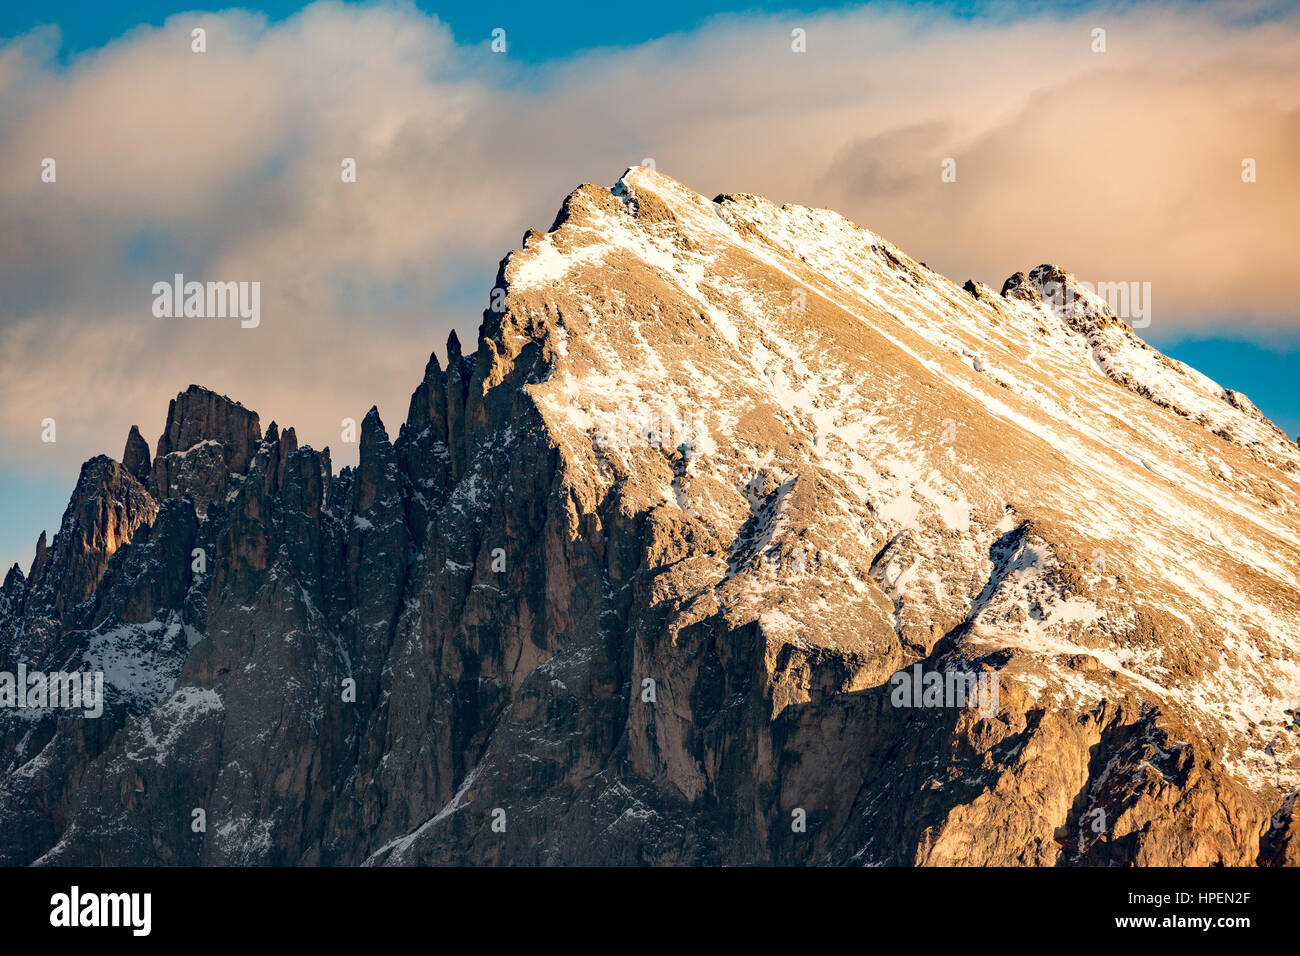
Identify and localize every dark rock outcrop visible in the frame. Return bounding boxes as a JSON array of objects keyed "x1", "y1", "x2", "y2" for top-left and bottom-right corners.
[{"x1": 122, "y1": 425, "x2": 151, "y2": 484}]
